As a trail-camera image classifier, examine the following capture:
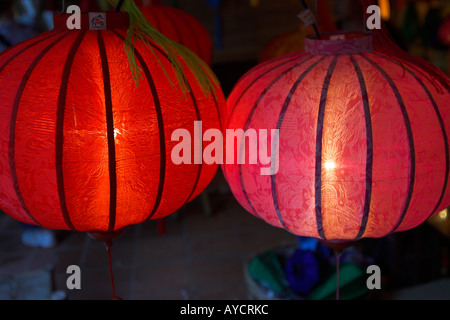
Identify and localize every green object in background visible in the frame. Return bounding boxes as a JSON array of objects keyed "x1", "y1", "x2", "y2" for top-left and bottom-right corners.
[
  {"x1": 248, "y1": 251, "x2": 288, "y2": 295},
  {"x1": 309, "y1": 263, "x2": 368, "y2": 300}
]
